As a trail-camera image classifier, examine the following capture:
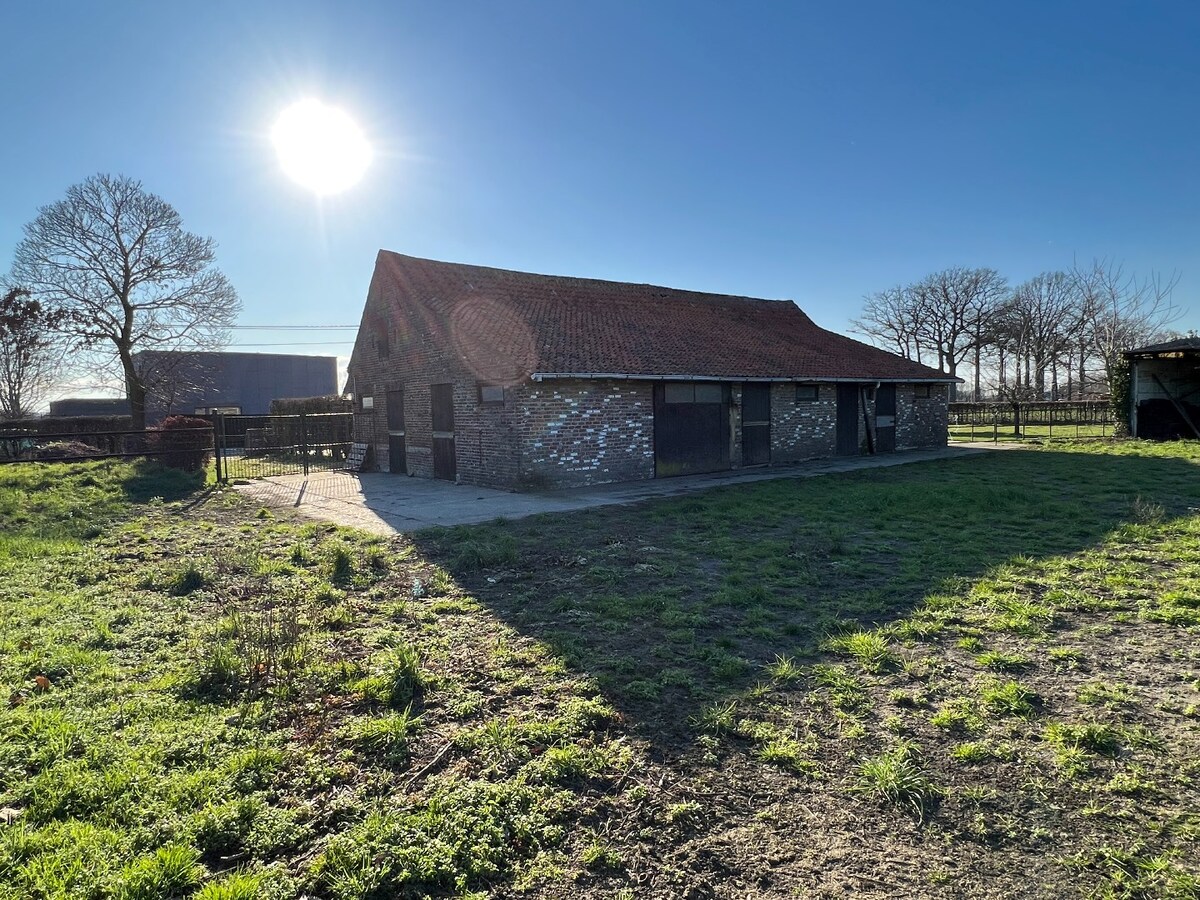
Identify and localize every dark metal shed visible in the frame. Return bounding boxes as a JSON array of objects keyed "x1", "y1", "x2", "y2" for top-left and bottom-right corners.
[{"x1": 1124, "y1": 337, "x2": 1200, "y2": 439}]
